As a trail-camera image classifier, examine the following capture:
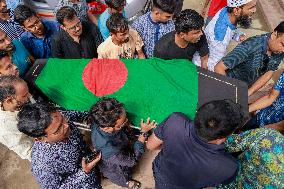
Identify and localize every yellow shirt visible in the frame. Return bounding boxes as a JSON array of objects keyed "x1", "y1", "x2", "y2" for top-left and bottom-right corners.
[{"x1": 97, "y1": 29, "x2": 144, "y2": 59}]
